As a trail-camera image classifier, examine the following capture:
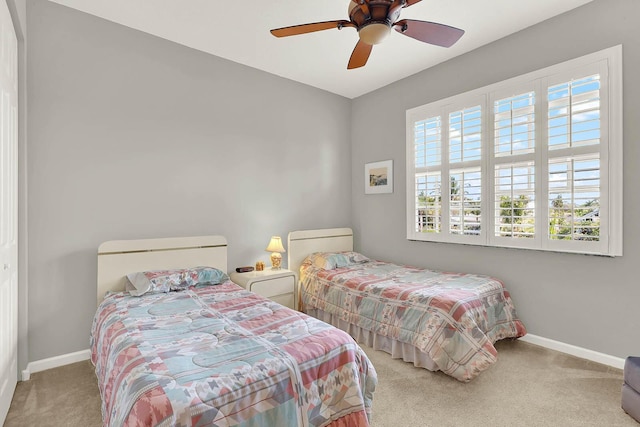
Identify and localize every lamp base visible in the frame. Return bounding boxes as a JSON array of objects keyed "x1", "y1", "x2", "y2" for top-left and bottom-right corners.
[{"x1": 270, "y1": 252, "x2": 282, "y2": 270}]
